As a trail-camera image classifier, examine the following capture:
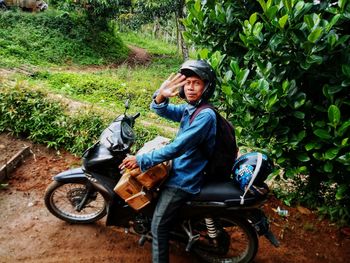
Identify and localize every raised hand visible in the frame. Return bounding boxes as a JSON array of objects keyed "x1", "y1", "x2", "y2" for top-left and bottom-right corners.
[{"x1": 155, "y1": 73, "x2": 187, "y2": 104}]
